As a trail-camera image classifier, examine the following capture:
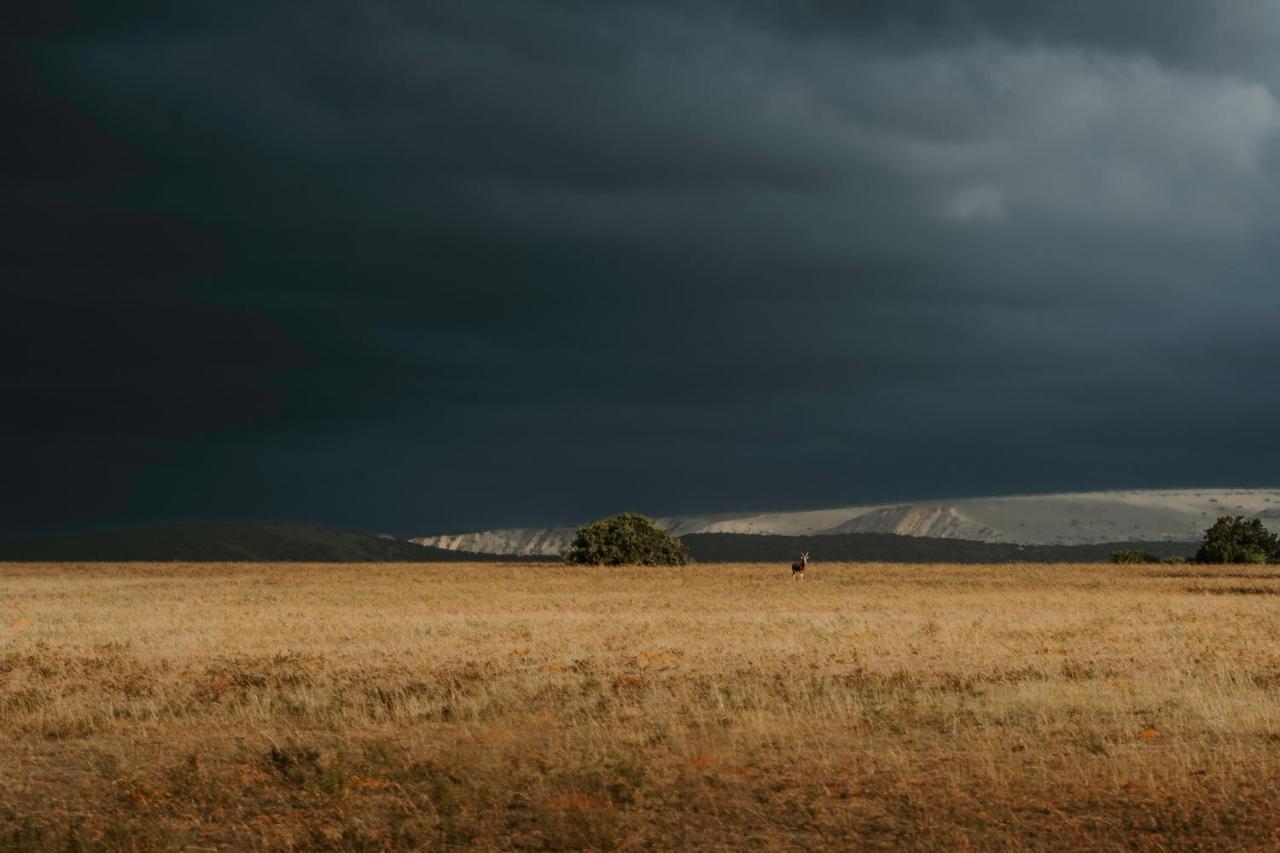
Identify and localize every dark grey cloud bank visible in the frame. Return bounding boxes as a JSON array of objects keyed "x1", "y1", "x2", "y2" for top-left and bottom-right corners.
[{"x1": 4, "y1": 1, "x2": 1280, "y2": 536}]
